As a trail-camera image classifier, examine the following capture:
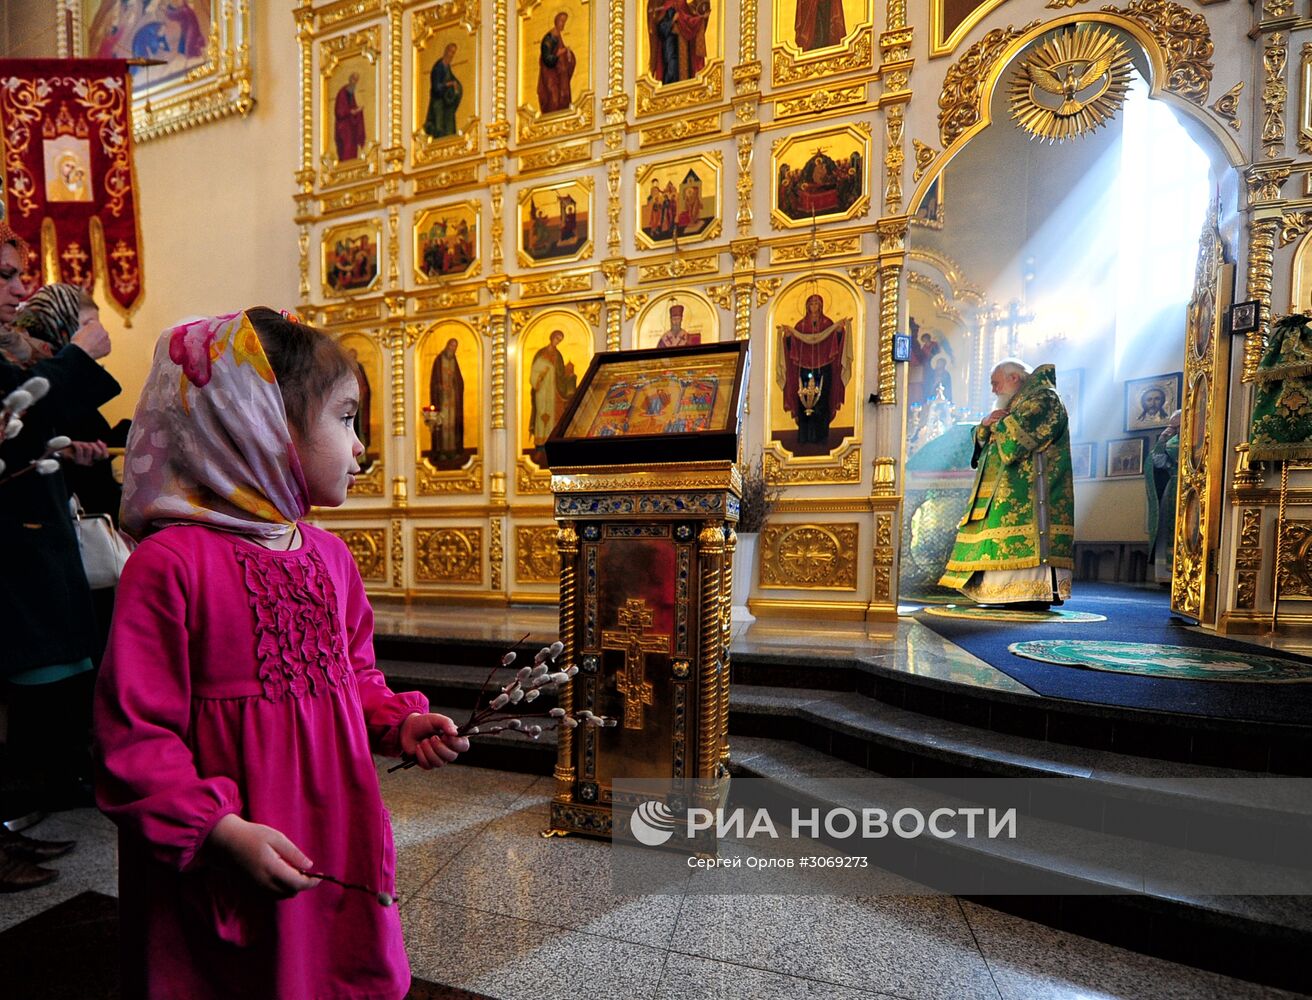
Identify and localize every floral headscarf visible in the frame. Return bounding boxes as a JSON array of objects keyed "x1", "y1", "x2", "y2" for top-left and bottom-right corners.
[
  {"x1": 120, "y1": 310, "x2": 309, "y2": 540},
  {"x1": 16, "y1": 282, "x2": 85, "y2": 348}
]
